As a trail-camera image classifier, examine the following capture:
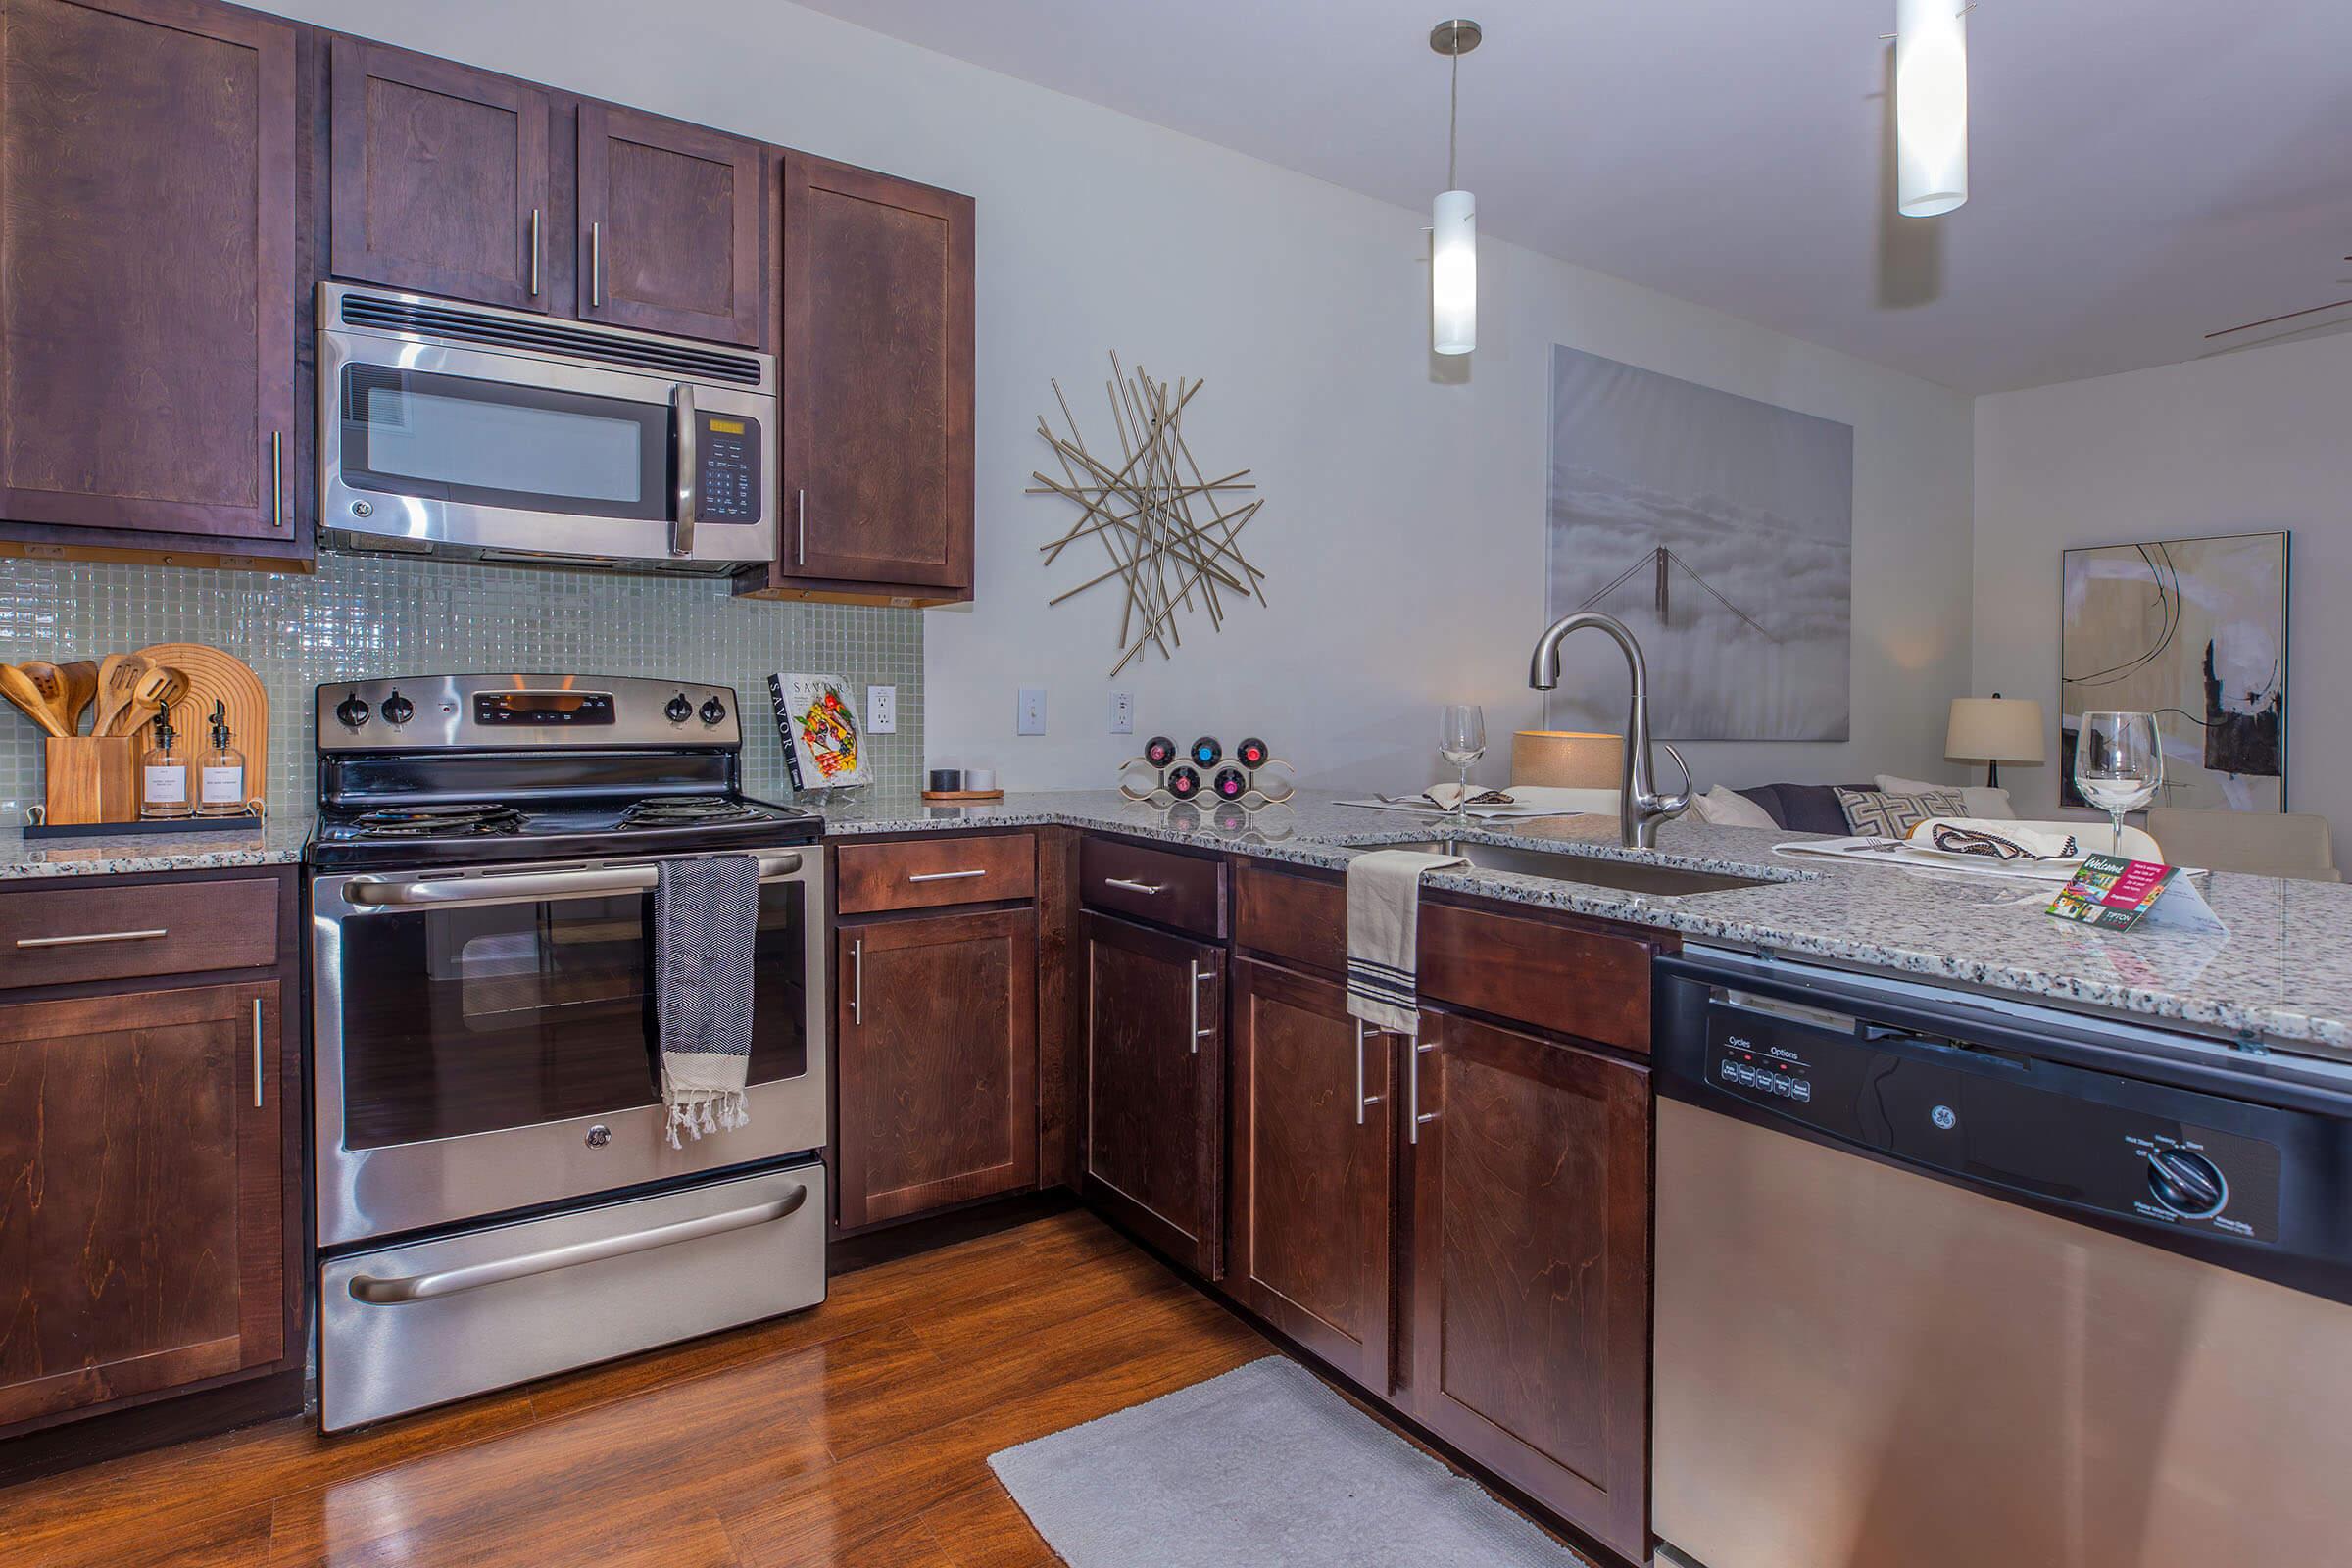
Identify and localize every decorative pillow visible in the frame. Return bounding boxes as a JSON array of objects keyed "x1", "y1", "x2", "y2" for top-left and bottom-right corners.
[
  {"x1": 1837, "y1": 786, "x2": 1968, "y2": 838},
  {"x1": 1694, "y1": 785, "x2": 1779, "y2": 829},
  {"x1": 1875, "y1": 774, "x2": 2018, "y2": 820}
]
